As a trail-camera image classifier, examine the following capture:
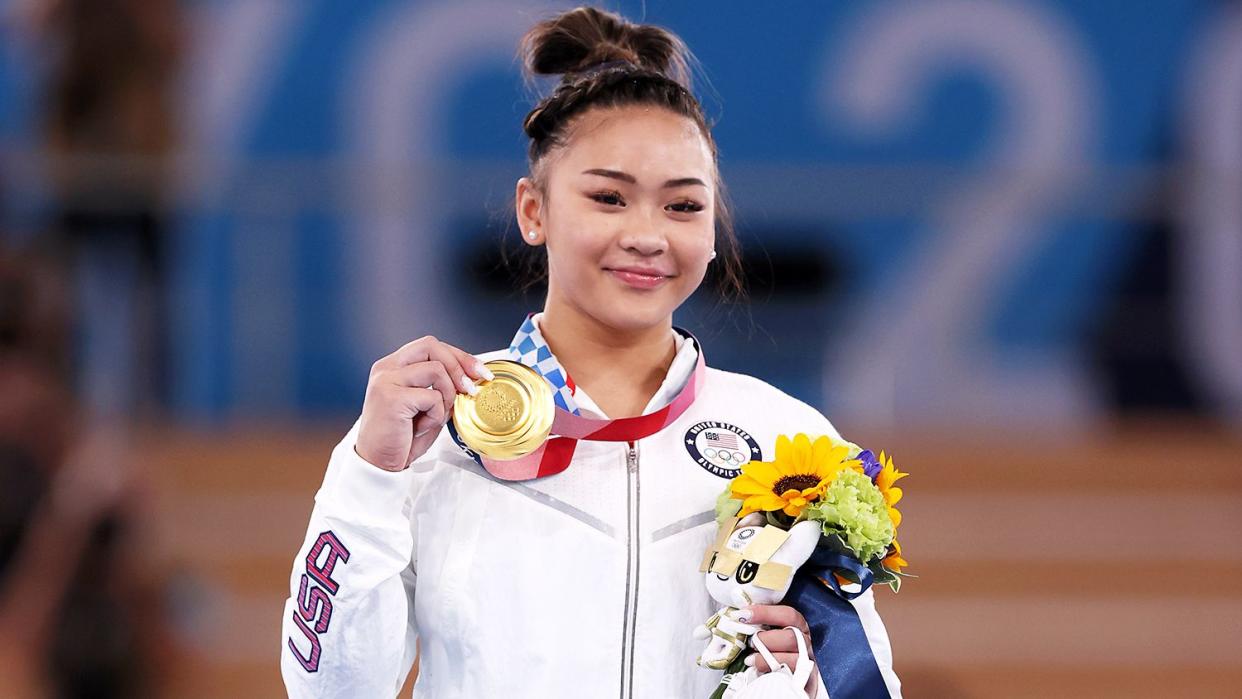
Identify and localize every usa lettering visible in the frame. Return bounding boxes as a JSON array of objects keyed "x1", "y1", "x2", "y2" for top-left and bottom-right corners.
[{"x1": 288, "y1": 531, "x2": 351, "y2": 672}]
